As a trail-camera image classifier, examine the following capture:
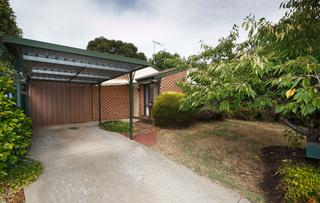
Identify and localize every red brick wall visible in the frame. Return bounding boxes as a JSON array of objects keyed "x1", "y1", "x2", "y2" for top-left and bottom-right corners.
[
  {"x1": 160, "y1": 70, "x2": 187, "y2": 92},
  {"x1": 138, "y1": 70, "x2": 187, "y2": 119},
  {"x1": 93, "y1": 85, "x2": 129, "y2": 121}
]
